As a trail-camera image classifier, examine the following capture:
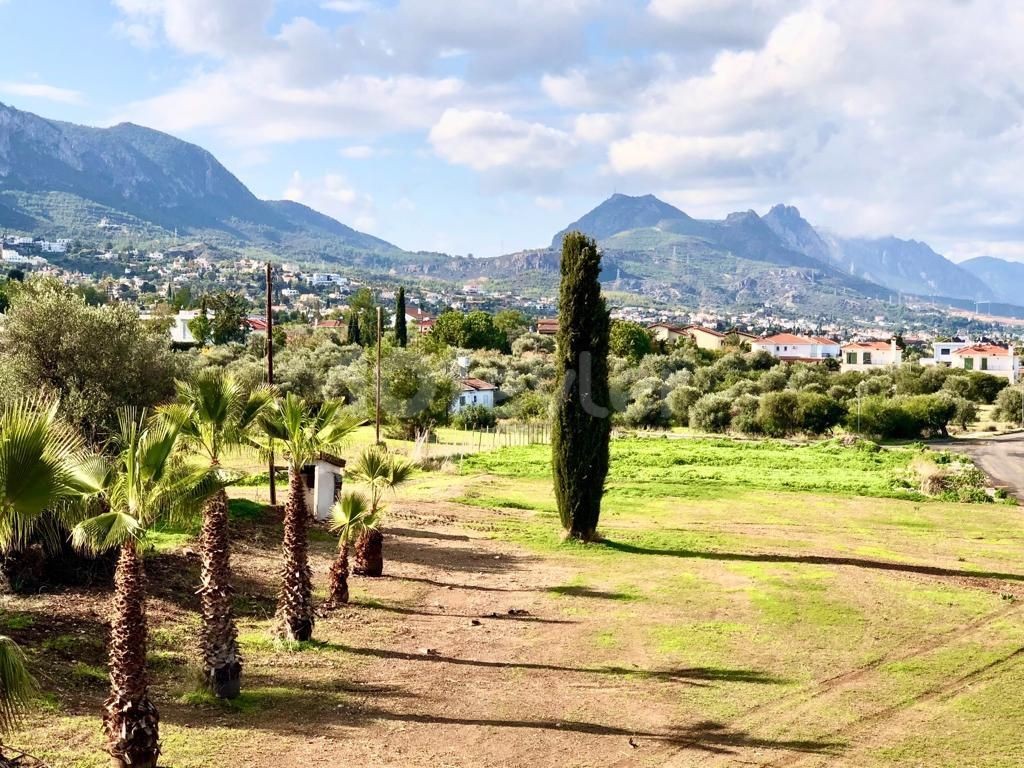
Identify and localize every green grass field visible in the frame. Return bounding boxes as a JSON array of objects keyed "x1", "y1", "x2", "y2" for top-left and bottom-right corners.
[{"x1": 9, "y1": 435, "x2": 1024, "y2": 767}]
